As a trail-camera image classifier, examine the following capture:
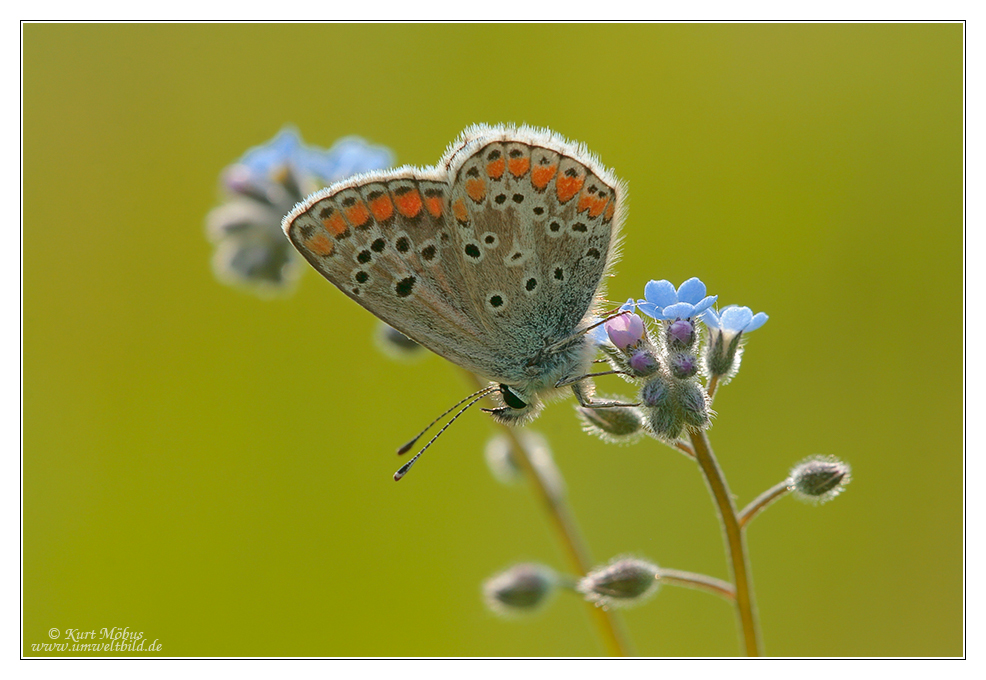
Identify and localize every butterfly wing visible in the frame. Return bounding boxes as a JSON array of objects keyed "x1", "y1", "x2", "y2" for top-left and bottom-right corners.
[
  {"x1": 283, "y1": 124, "x2": 626, "y2": 385},
  {"x1": 440, "y1": 127, "x2": 626, "y2": 383}
]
